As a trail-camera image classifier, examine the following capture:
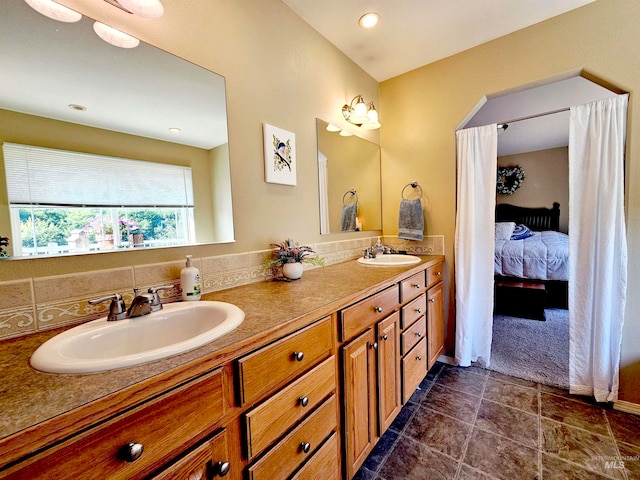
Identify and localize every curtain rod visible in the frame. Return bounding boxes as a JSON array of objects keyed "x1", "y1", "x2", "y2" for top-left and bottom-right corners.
[{"x1": 498, "y1": 107, "x2": 570, "y2": 126}]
